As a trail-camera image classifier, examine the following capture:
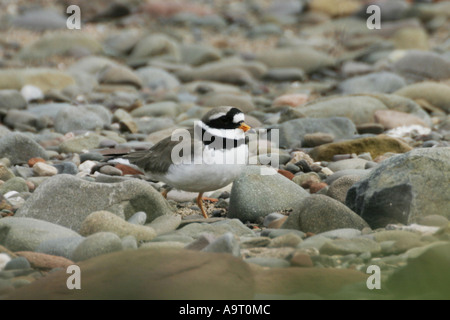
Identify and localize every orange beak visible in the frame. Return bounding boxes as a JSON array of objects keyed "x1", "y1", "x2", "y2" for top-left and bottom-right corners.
[{"x1": 238, "y1": 122, "x2": 251, "y2": 132}]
